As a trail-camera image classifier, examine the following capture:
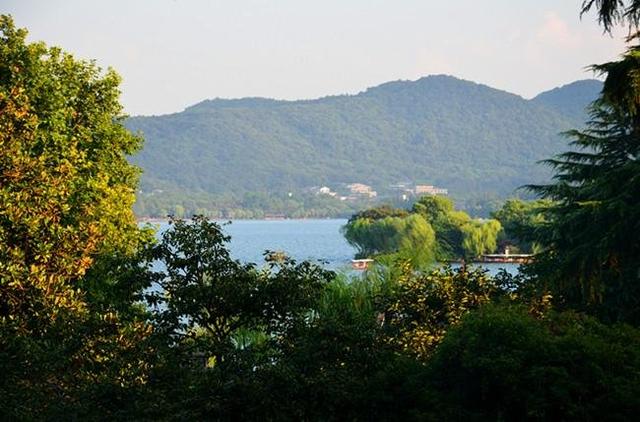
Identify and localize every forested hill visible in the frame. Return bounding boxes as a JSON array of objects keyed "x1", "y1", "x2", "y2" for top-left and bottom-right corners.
[
  {"x1": 126, "y1": 75, "x2": 601, "y2": 201},
  {"x1": 531, "y1": 79, "x2": 603, "y2": 122}
]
